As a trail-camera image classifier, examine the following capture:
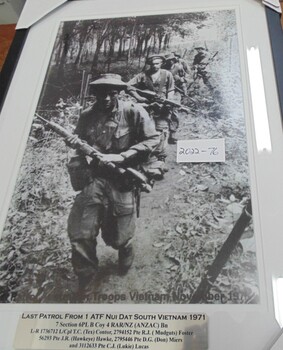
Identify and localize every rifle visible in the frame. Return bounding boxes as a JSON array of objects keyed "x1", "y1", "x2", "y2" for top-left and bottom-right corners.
[
  {"x1": 35, "y1": 114, "x2": 153, "y2": 194},
  {"x1": 203, "y1": 51, "x2": 218, "y2": 69},
  {"x1": 190, "y1": 199, "x2": 252, "y2": 303},
  {"x1": 196, "y1": 51, "x2": 219, "y2": 70},
  {"x1": 133, "y1": 88, "x2": 190, "y2": 113},
  {"x1": 174, "y1": 85, "x2": 185, "y2": 95},
  {"x1": 210, "y1": 51, "x2": 219, "y2": 62}
]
